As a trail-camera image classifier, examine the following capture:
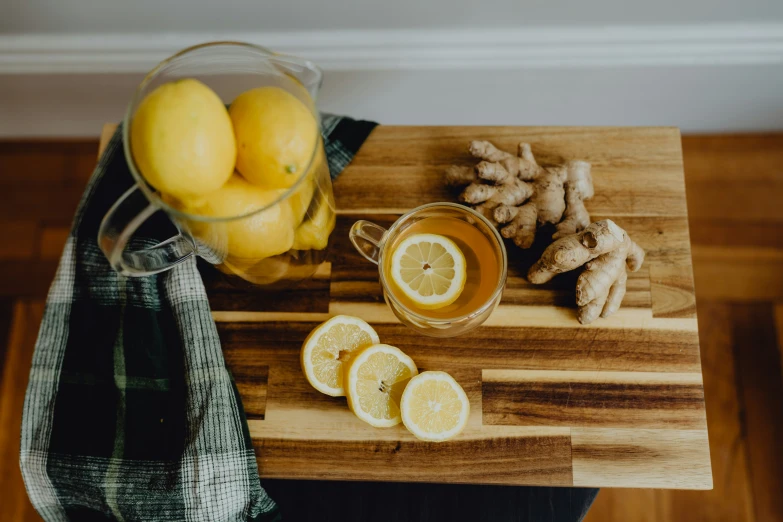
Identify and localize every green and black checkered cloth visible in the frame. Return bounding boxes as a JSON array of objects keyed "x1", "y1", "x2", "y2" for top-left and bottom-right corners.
[{"x1": 20, "y1": 115, "x2": 377, "y2": 522}]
